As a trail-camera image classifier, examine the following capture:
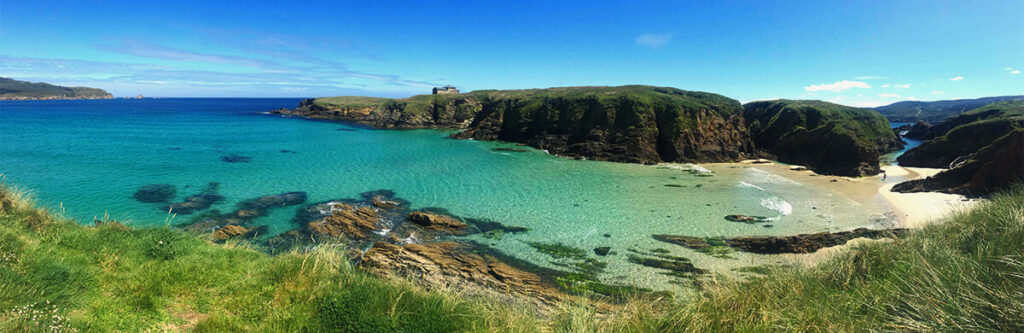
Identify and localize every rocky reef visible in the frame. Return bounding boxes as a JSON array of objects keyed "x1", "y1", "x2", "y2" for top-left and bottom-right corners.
[
  {"x1": 654, "y1": 227, "x2": 908, "y2": 255},
  {"x1": 894, "y1": 101, "x2": 1024, "y2": 196},
  {"x1": 274, "y1": 86, "x2": 756, "y2": 165},
  {"x1": 743, "y1": 100, "x2": 902, "y2": 177}
]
